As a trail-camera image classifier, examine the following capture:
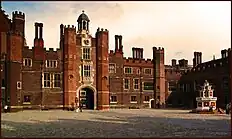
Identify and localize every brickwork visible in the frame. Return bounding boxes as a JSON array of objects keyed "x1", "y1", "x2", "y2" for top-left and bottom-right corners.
[
  {"x1": 96, "y1": 28, "x2": 110, "y2": 110},
  {"x1": 1, "y1": 7, "x2": 229, "y2": 112},
  {"x1": 63, "y1": 25, "x2": 77, "y2": 109}
]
